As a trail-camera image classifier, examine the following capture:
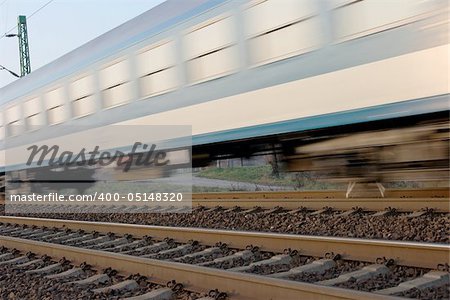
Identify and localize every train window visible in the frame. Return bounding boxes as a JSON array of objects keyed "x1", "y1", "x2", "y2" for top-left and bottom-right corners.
[
  {"x1": 99, "y1": 59, "x2": 132, "y2": 108},
  {"x1": 245, "y1": 0, "x2": 315, "y2": 37},
  {"x1": 139, "y1": 68, "x2": 177, "y2": 97},
  {"x1": 26, "y1": 114, "x2": 41, "y2": 130},
  {"x1": 332, "y1": 0, "x2": 438, "y2": 42},
  {"x1": 47, "y1": 107, "x2": 65, "y2": 125},
  {"x1": 136, "y1": 41, "x2": 177, "y2": 97},
  {"x1": 184, "y1": 16, "x2": 238, "y2": 83},
  {"x1": 187, "y1": 46, "x2": 238, "y2": 83},
  {"x1": 6, "y1": 106, "x2": 22, "y2": 137},
  {"x1": 70, "y1": 75, "x2": 95, "y2": 117},
  {"x1": 45, "y1": 87, "x2": 66, "y2": 125},
  {"x1": 24, "y1": 97, "x2": 43, "y2": 130},
  {"x1": 7, "y1": 121, "x2": 21, "y2": 137},
  {"x1": 249, "y1": 17, "x2": 321, "y2": 64},
  {"x1": 72, "y1": 95, "x2": 95, "y2": 117},
  {"x1": 244, "y1": 0, "x2": 320, "y2": 65}
]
